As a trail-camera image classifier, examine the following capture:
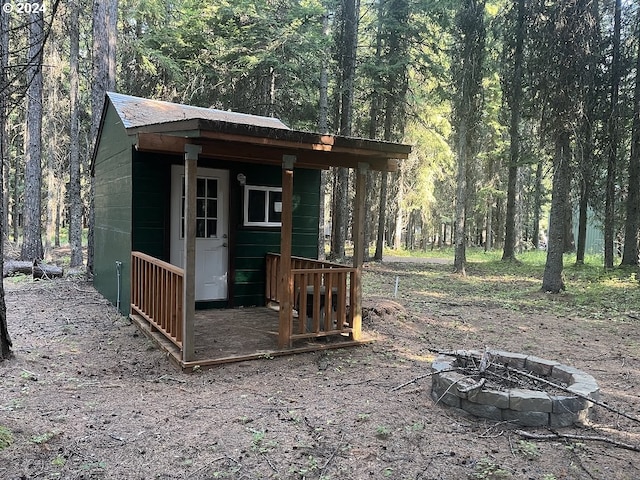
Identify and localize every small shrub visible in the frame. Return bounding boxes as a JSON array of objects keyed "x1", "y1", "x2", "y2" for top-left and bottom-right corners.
[{"x1": 471, "y1": 457, "x2": 512, "y2": 479}]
